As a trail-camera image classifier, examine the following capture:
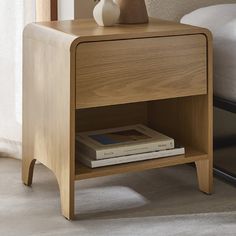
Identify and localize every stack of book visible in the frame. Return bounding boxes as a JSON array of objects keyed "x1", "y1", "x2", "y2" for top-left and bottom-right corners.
[{"x1": 76, "y1": 124, "x2": 185, "y2": 168}]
